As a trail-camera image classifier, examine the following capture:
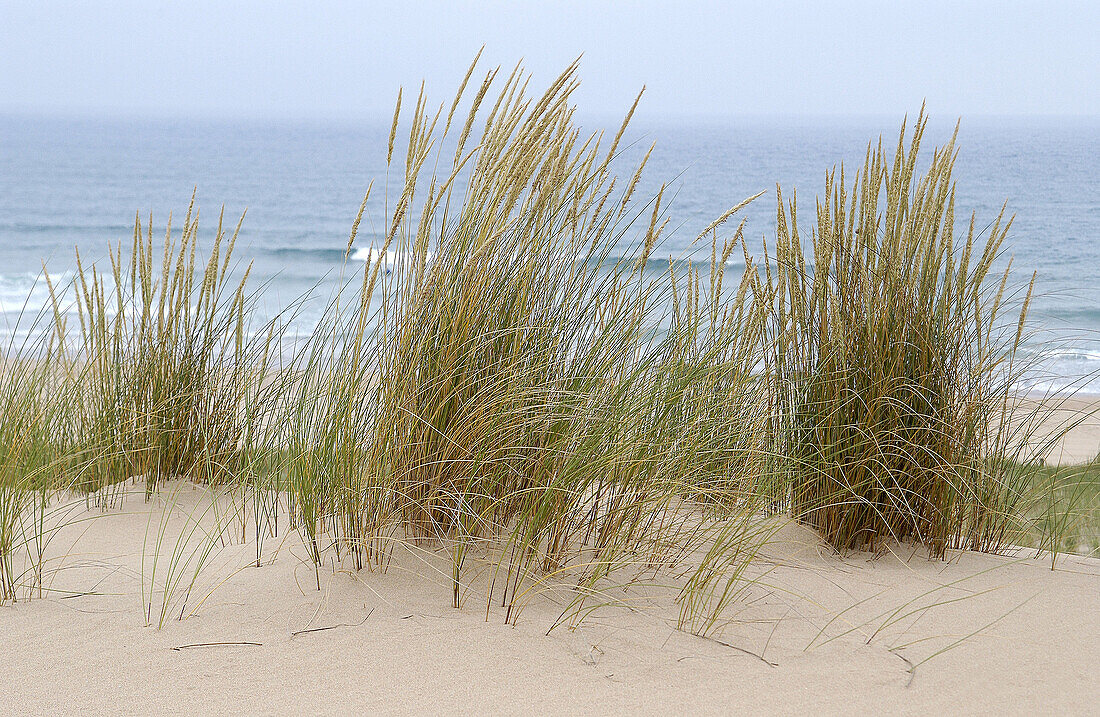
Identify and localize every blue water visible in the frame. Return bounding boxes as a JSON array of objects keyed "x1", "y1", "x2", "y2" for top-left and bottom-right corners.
[{"x1": 1, "y1": 114, "x2": 1098, "y2": 389}]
